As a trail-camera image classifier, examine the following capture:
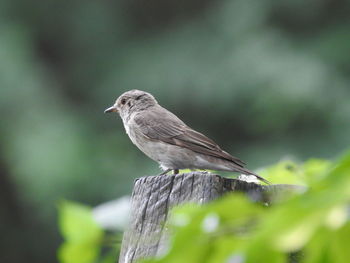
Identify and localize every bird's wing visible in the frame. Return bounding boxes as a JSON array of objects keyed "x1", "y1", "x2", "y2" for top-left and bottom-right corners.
[{"x1": 134, "y1": 107, "x2": 246, "y2": 167}]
